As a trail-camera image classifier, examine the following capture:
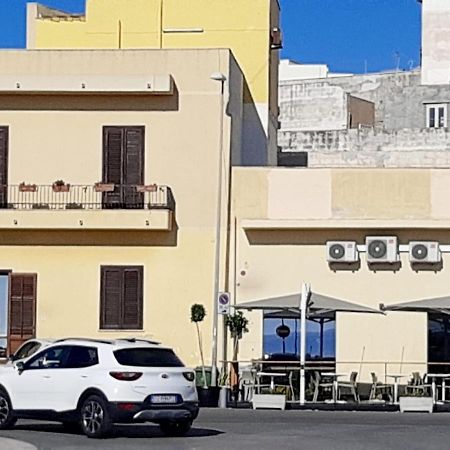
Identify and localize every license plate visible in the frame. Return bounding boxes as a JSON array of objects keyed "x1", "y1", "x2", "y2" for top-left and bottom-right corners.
[{"x1": 150, "y1": 394, "x2": 179, "y2": 404}]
